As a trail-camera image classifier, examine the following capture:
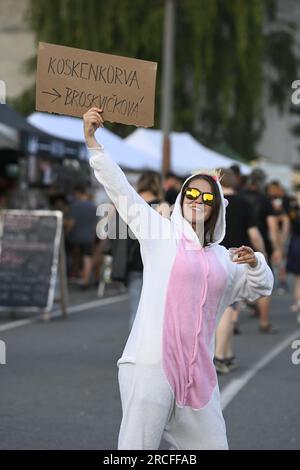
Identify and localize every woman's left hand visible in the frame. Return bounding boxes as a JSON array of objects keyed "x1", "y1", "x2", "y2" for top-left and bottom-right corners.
[{"x1": 233, "y1": 246, "x2": 258, "y2": 268}]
